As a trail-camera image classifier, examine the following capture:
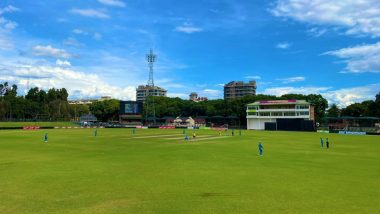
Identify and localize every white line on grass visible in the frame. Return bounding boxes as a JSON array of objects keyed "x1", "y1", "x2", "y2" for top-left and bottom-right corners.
[
  {"x1": 165, "y1": 135, "x2": 214, "y2": 140},
  {"x1": 131, "y1": 134, "x2": 184, "y2": 139},
  {"x1": 191, "y1": 136, "x2": 231, "y2": 142}
]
